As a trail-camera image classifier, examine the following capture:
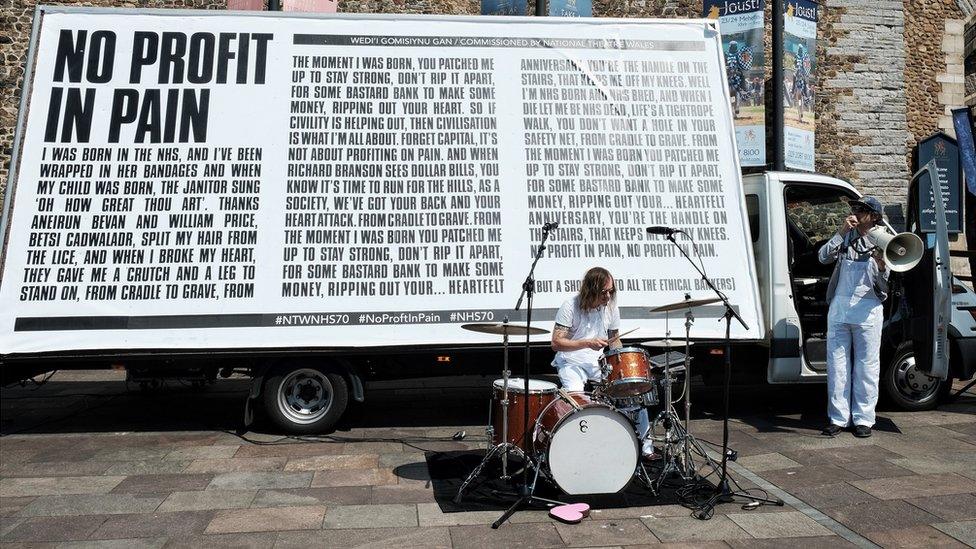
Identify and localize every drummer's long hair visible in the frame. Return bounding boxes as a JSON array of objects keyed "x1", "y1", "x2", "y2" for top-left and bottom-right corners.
[{"x1": 578, "y1": 267, "x2": 616, "y2": 311}]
